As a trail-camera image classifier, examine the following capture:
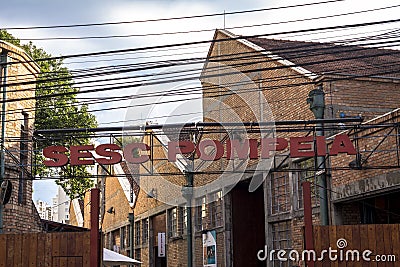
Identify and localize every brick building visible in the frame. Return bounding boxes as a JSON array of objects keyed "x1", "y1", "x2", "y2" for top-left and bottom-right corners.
[
  {"x1": 0, "y1": 40, "x2": 42, "y2": 233},
  {"x1": 199, "y1": 29, "x2": 400, "y2": 266},
  {"x1": 89, "y1": 29, "x2": 400, "y2": 267},
  {"x1": 124, "y1": 30, "x2": 400, "y2": 266}
]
